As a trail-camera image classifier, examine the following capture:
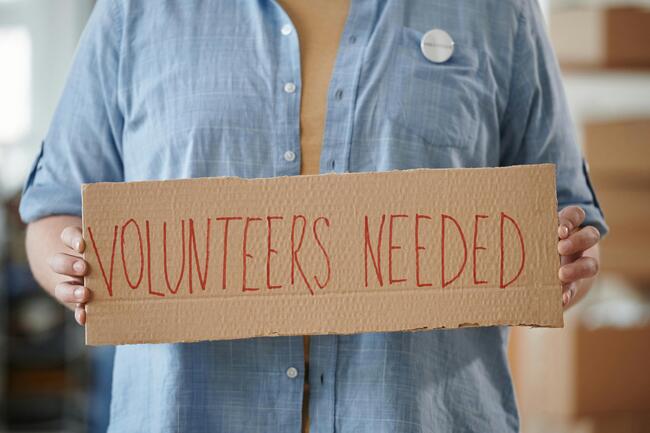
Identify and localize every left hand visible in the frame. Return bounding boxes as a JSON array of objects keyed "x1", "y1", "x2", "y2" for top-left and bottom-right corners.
[{"x1": 557, "y1": 206, "x2": 601, "y2": 309}]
